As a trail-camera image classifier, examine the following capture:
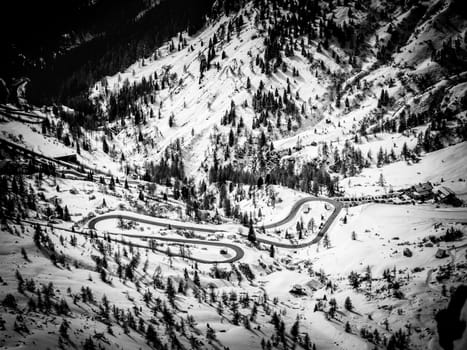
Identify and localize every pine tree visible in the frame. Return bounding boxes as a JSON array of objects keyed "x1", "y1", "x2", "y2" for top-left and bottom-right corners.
[
  {"x1": 109, "y1": 176, "x2": 115, "y2": 190},
  {"x1": 377, "y1": 147, "x2": 384, "y2": 166},
  {"x1": 83, "y1": 336, "x2": 96, "y2": 350},
  {"x1": 206, "y1": 323, "x2": 216, "y2": 340},
  {"x1": 345, "y1": 296, "x2": 353, "y2": 311},
  {"x1": 59, "y1": 319, "x2": 69, "y2": 339},
  {"x1": 248, "y1": 223, "x2": 256, "y2": 243},
  {"x1": 146, "y1": 324, "x2": 161, "y2": 347},
  {"x1": 378, "y1": 173, "x2": 385, "y2": 187},
  {"x1": 178, "y1": 279, "x2": 186, "y2": 295},
  {"x1": 291, "y1": 318, "x2": 299, "y2": 340},
  {"x1": 193, "y1": 271, "x2": 201, "y2": 287},
  {"x1": 401, "y1": 142, "x2": 409, "y2": 159},
  {"x1": 63, "y1": 206, "x2": 71, "y2": 221},
  {"x1": 243, "y1": 316, "x2": 251, "y2": 330},
  {"x1": 21, "y1": 247, "x2": 28, "y2": 261},
  {"x1": 224, "y1": 197, "x2": 232, "y2": 217},
  {"x1": 228, "y1": 129, "x2": 235, "y2": 147},
  {"x1": 102, "y1": 137, "x2": 109, "y2": 154},
  {"x1": 166, "y1": 277, "x2": 176, "y2": 307},
  {"x1": 348, "y1": 271, "x2": 361, "y2": 289}
]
